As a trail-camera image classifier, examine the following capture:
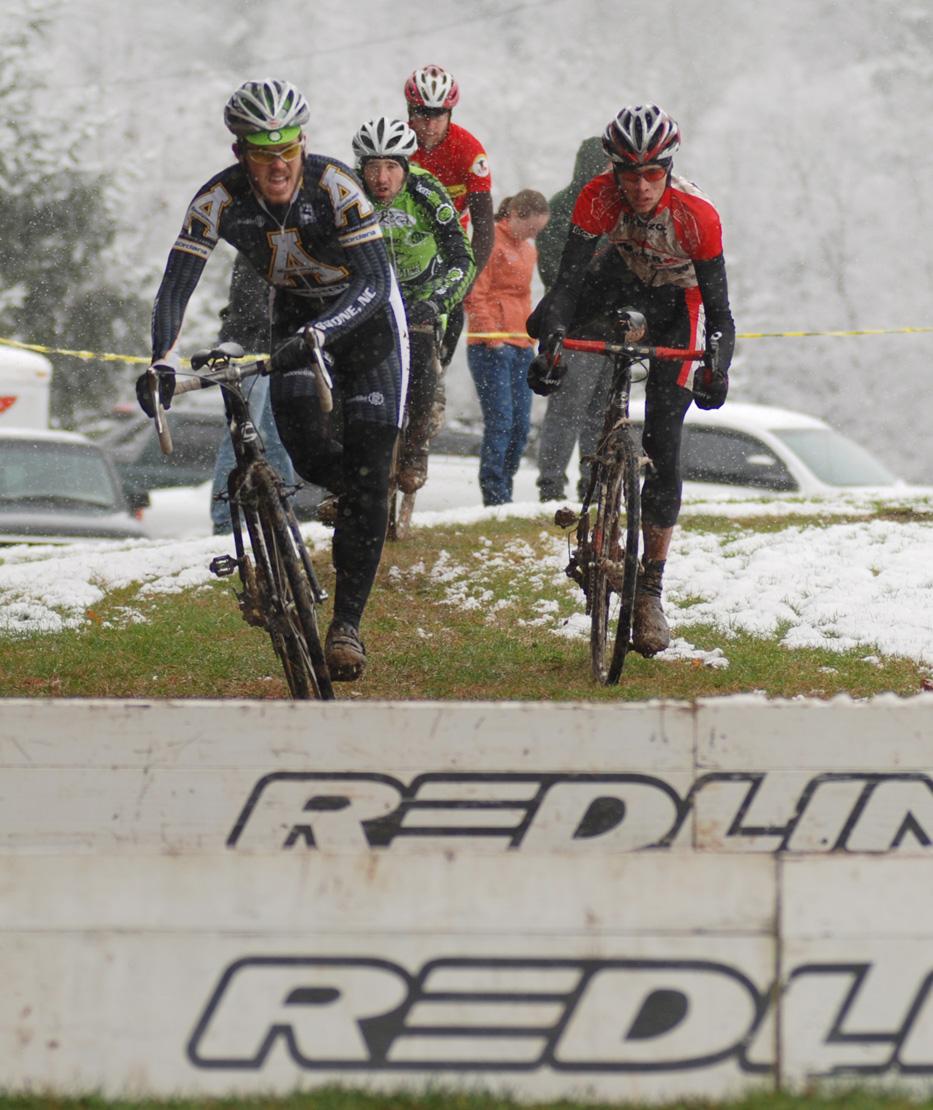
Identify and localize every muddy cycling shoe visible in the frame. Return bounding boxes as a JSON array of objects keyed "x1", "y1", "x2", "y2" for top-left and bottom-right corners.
[
  {"x1": 397, "y1": 447, "x2": 429, "y2": 494},
  {"x1": 315, "y1": 495, "x2": 341, "y2": 527},
  {"x1": 632, "y1": 558, "x2": 671, "y2": 657},
  {"x1": 325, "y1": 620, "x2": 367, "y2": 682}
]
